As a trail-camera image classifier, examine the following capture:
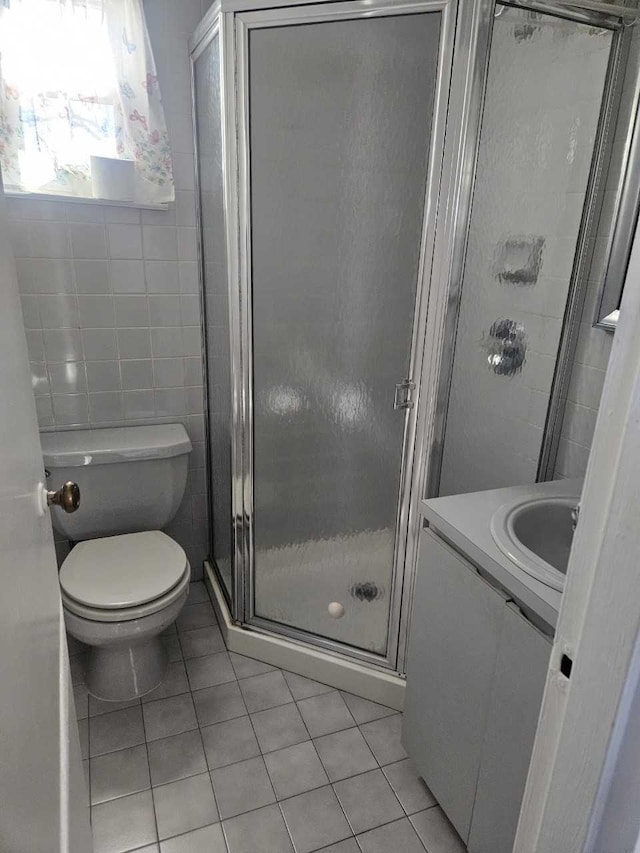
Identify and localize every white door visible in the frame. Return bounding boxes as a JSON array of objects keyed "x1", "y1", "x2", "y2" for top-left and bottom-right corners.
[{"x1": 0, "y1": 181, "x2": 92, "y2": 851}]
